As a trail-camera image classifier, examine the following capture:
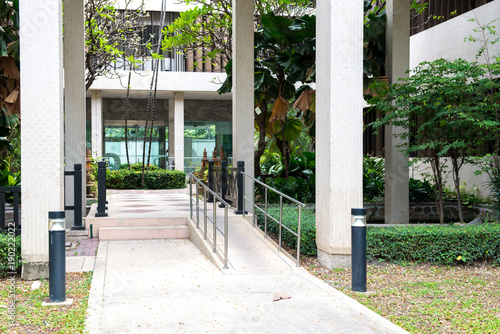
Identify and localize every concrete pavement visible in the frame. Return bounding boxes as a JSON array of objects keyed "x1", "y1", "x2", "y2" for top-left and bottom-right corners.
[{"x1": 83, "y1": 189, "x2": 408, "y2": 333}]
